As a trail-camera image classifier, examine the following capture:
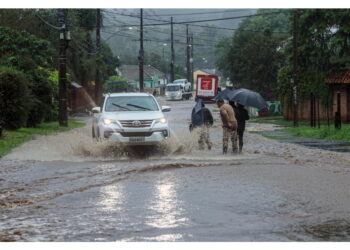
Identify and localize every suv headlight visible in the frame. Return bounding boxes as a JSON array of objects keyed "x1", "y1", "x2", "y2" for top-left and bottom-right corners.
[
  {"x1": 155, "y1": 118, "x2": 167, "y2": 124},
  {"x1": 103, "y1": 118, "x2": 119, "y2": 126}
]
